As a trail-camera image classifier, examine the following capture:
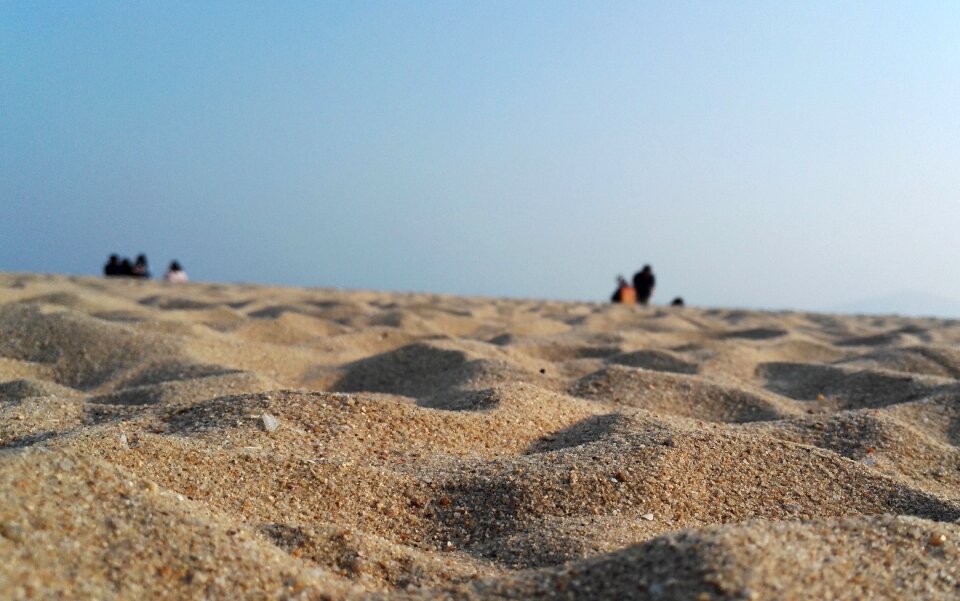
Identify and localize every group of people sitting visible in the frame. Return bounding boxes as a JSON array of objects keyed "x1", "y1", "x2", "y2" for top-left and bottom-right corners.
[
  {"x1": 610, "y1": 264, "x2": 684, "y2": 307},
  {"x1": 103, "y1": 254, "x2": 188, "y2": 283}
]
